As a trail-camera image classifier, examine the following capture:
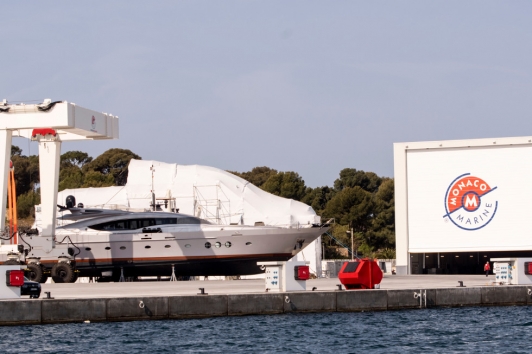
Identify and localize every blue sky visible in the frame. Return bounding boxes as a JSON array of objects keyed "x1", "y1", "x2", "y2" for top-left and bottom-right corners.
[{"x1": 3, "y1": 1, "x2": 532, "y2": 187}]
